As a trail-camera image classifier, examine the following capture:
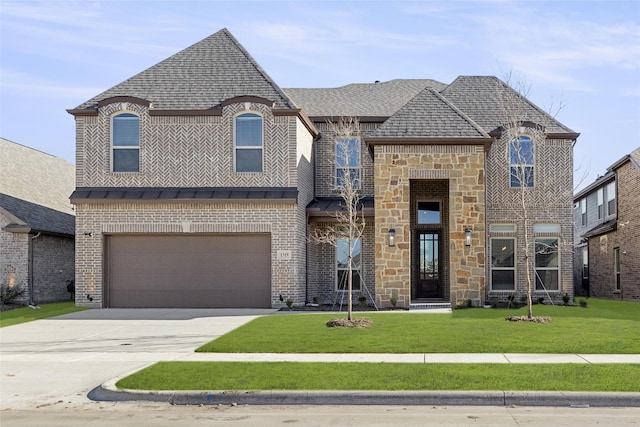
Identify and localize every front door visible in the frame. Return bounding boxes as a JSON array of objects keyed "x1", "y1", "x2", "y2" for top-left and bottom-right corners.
[{"x1": 416, "y1": 231, "x2": 441, "y2": 298}]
